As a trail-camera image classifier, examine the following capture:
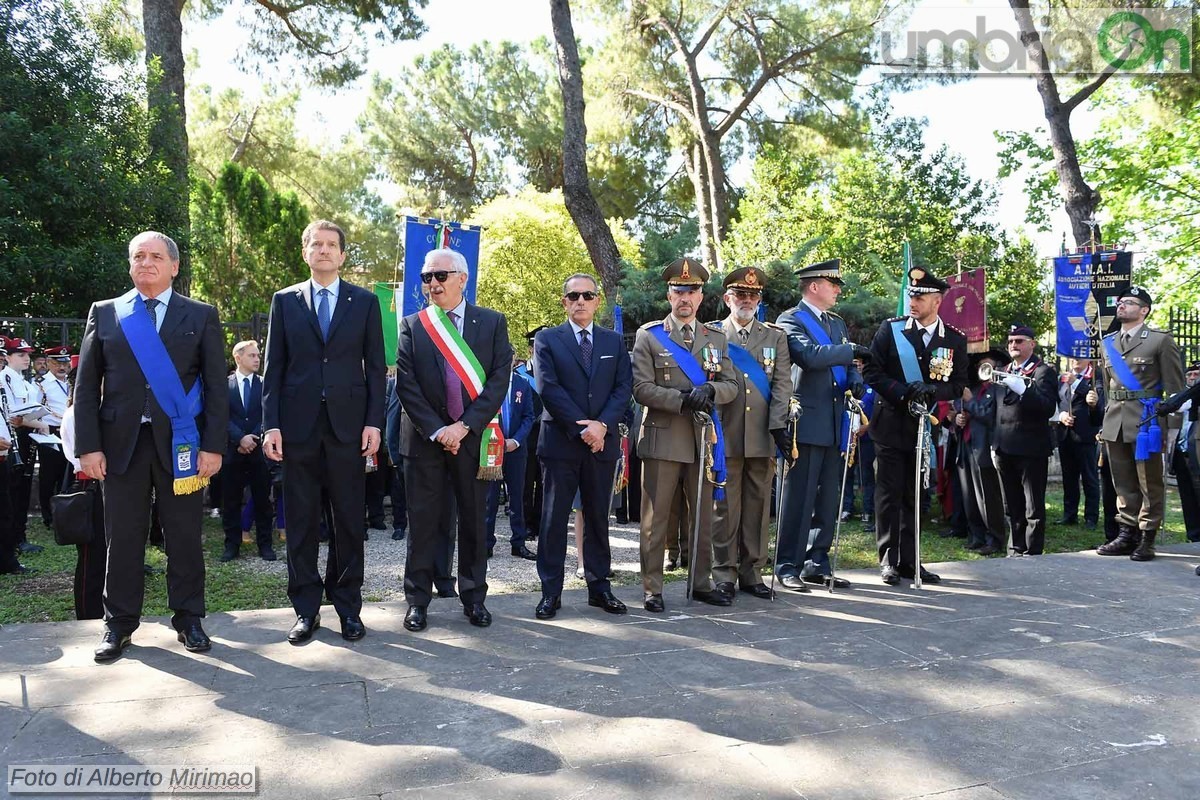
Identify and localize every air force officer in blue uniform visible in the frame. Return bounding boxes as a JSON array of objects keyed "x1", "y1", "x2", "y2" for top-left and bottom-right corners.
[{"x1": 532, "y1": 274, "x2": 633, "y2": 619}]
